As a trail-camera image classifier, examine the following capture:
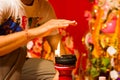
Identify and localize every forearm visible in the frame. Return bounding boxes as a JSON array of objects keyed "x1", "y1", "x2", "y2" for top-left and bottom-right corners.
[
  {"x1": 0, "y1": 25, "x2": 54, "y2": 56},
  {"x1": 0, "y1": 30, "x2": 29, "y2": 56},
  {"x1": 0, "y1": 19, "x2": 77, "y2": 56}
]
